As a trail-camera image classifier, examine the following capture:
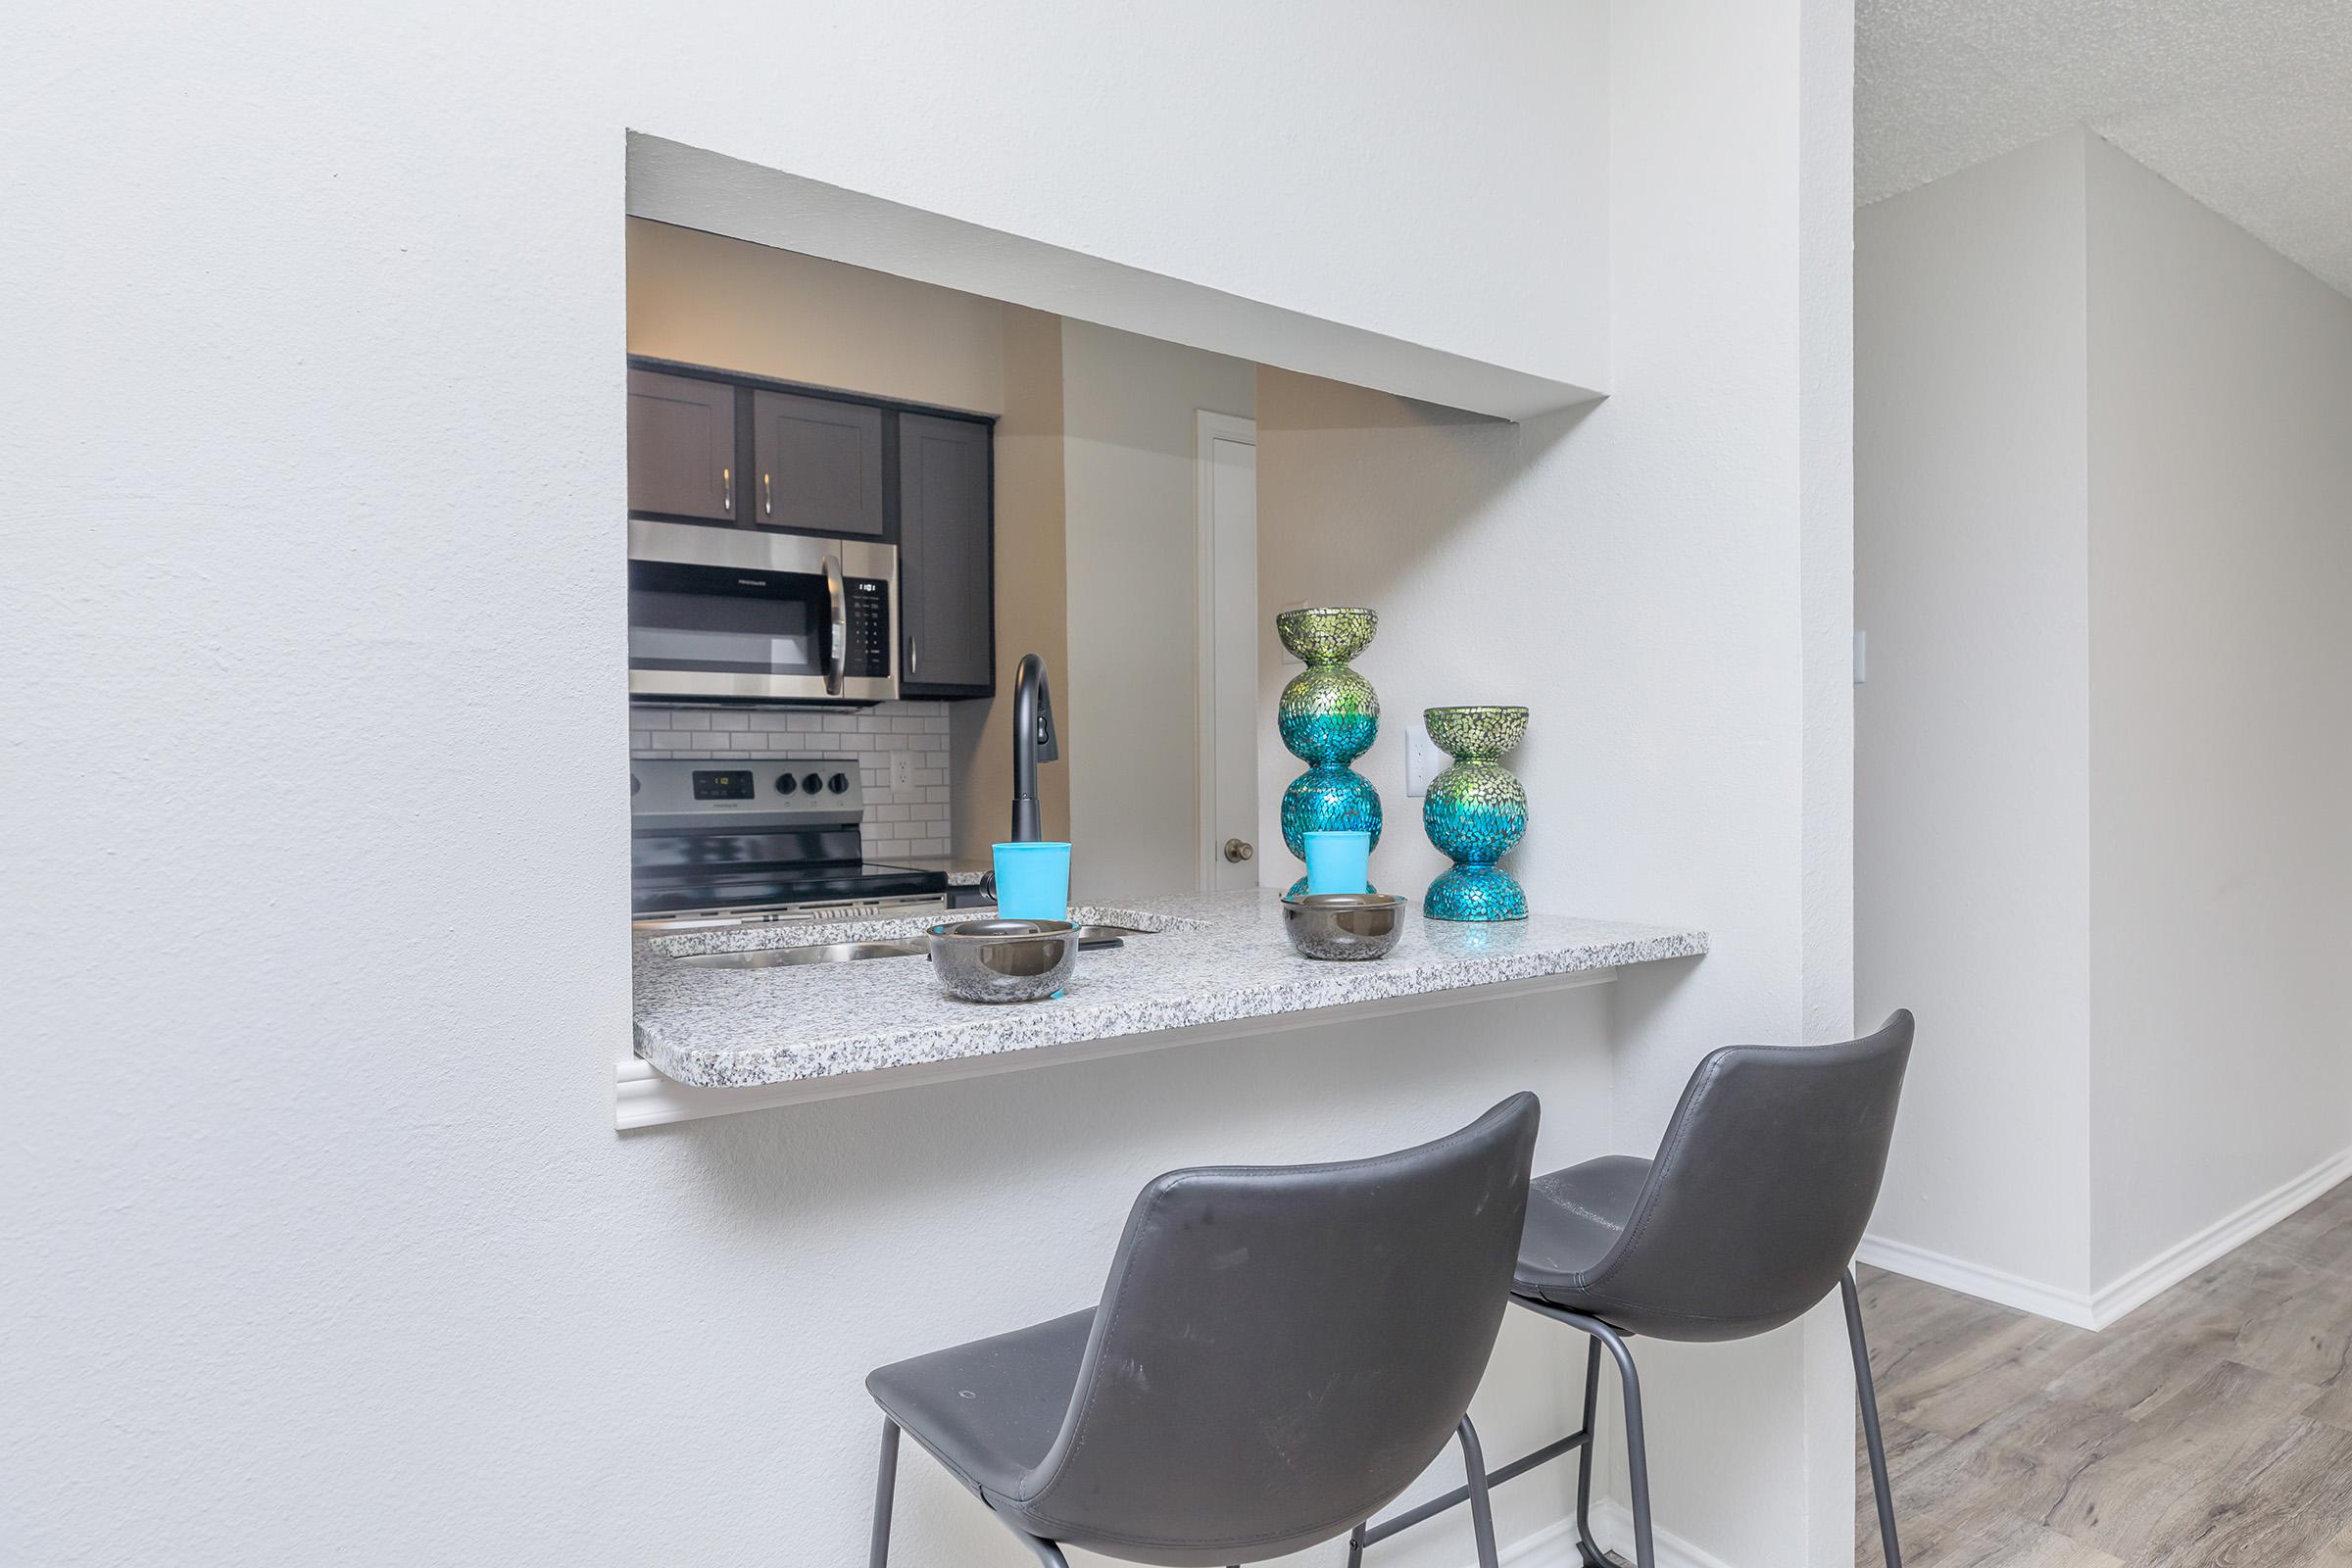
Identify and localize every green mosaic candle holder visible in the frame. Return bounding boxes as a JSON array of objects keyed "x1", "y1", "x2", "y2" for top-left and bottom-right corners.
[
  {"x1": 1276, "y1": 608, "x2": 1382, "y2": 898},
  {"x1": 1422, "y1": 706, "x2": 1528, "y2": 921}
]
